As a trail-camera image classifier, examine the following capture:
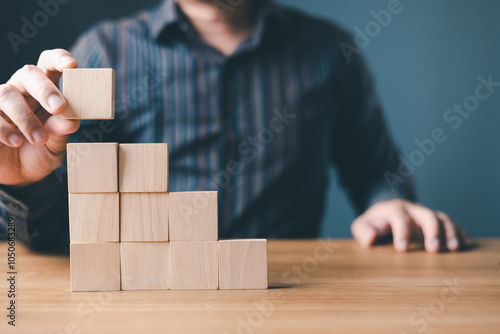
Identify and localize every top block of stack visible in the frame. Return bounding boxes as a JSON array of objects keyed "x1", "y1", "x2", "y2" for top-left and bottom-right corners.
[
  {"x1": 119, "y1": 144, "x2": 169, "y2": 192},
  {"x1": 63, "y1": 68, "x2": 115, "y2": 120}
]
